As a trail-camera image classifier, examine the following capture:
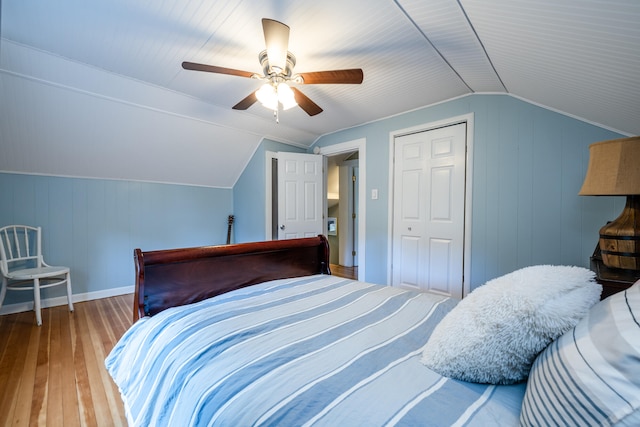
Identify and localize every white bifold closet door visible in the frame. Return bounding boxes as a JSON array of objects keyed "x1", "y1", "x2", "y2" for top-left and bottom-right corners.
[{"x1": 392, "y1": 123, "x2": 467, "y2": 298}]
